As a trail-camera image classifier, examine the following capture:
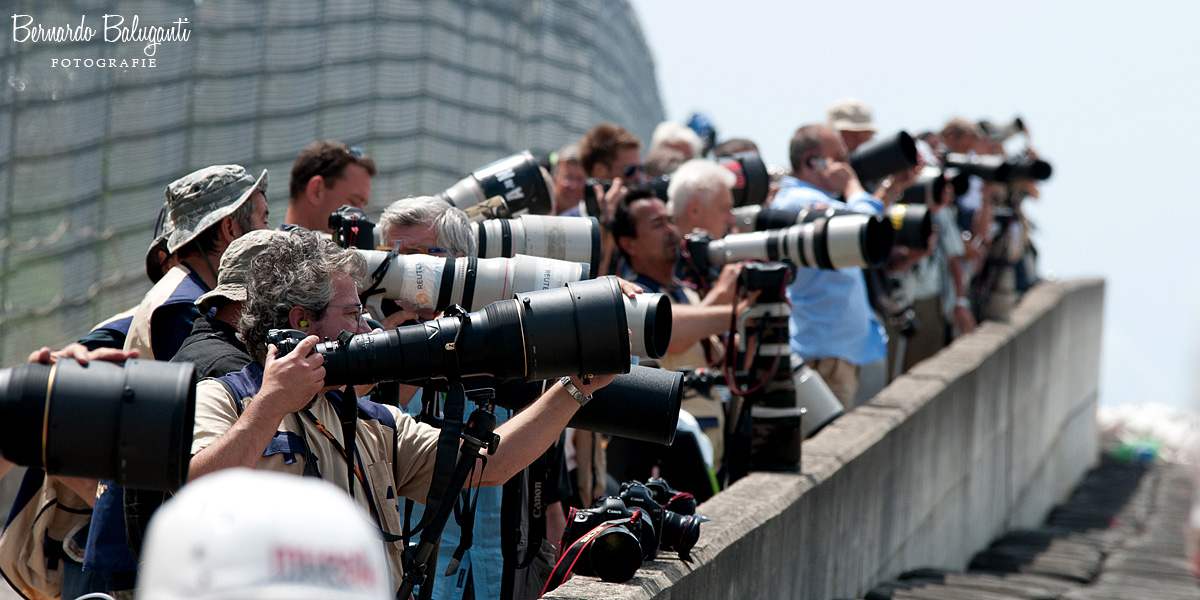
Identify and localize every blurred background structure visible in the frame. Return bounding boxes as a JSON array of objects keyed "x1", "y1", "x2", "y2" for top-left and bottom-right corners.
[{"x1": 0, "y1": 0, "x2": 663, "y2": 365}]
